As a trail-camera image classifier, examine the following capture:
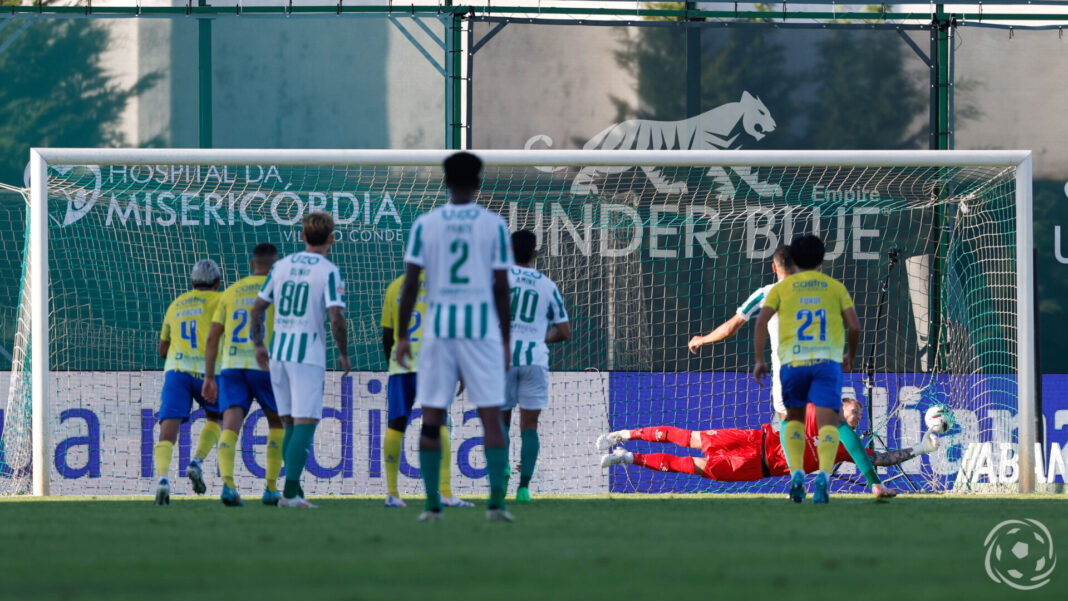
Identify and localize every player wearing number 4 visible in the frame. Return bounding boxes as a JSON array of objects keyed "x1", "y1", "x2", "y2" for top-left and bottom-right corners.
[
  {"x1": 395, "y1": 151, "x2": 515, "y2": 523},
  {"x1": 753, "y1": 234, "x2": 861, "y2": 504},
  {"x1": 381, "y1": 271, "x2": 474, "y2": 509},
  {"x1": 689, "y1": 245, "x2": 893, "y2": 498},
  {"x1": 153, "y1": 259, "x2": 224, "y2": 506},
  {"x1": 252, "y1": 211, "x2": 352, "y2": 509},
  {"x1": 202, "y1": 243, "x2": 285, "y2": 507},
  {"x1": 505, "y1": 230, "x2": 570, "y2": 503}
]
